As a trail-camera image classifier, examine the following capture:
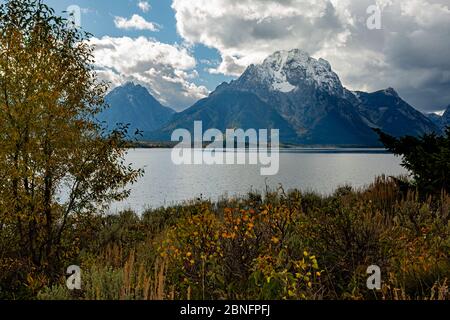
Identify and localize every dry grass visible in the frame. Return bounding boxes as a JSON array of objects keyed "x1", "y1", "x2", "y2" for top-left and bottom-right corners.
[{"x1": 36, "y1": 176, "x2": 450, "y2": 300}]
